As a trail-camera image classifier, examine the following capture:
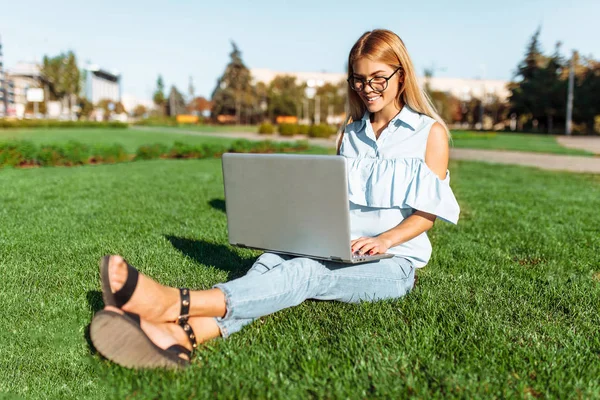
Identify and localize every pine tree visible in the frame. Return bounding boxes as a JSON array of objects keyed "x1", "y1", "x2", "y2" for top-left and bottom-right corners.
[{"x1": 211, "y1": 42, "x2": 259, "y2": 124}]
